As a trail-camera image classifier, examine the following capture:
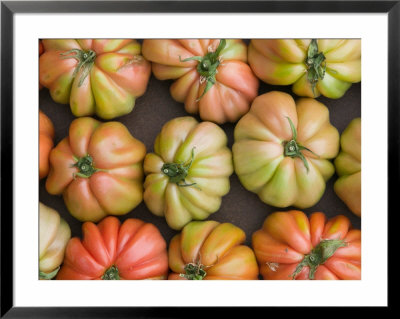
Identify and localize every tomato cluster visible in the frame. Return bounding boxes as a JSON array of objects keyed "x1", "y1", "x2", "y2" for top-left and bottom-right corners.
[{"x1": 39, "y1": 39, "x2": 361, "y2": 281}]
